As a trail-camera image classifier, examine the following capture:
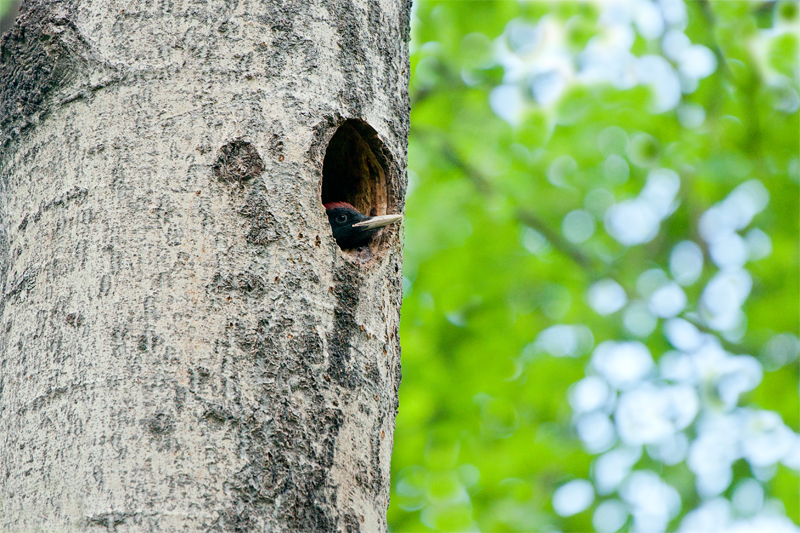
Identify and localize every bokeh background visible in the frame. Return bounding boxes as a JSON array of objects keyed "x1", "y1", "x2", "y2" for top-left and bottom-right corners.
[
  {"x1": 389, "y1": 1, "x2": 799, "y2": 532},
  {"x1": 0, "y1": 1, "x2": 797, "y2": 532}
]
